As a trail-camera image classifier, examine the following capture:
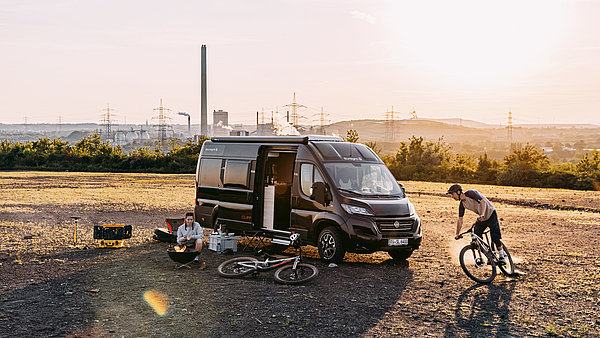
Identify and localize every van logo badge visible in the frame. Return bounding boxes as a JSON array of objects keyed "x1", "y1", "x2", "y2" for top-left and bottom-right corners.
[{"x1": 393, "y1": 221, "x2": 400, "y2": 228}]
